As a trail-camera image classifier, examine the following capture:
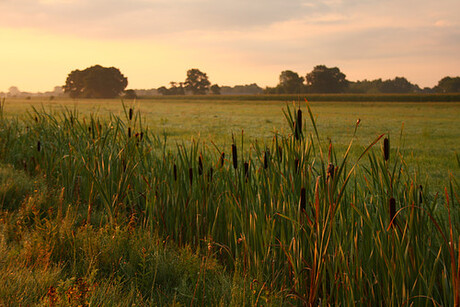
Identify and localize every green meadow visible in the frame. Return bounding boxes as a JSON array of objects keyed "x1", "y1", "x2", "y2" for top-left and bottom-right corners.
[{"x1": 0, "y1": 96, "x2": 459, "y2": 305}]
